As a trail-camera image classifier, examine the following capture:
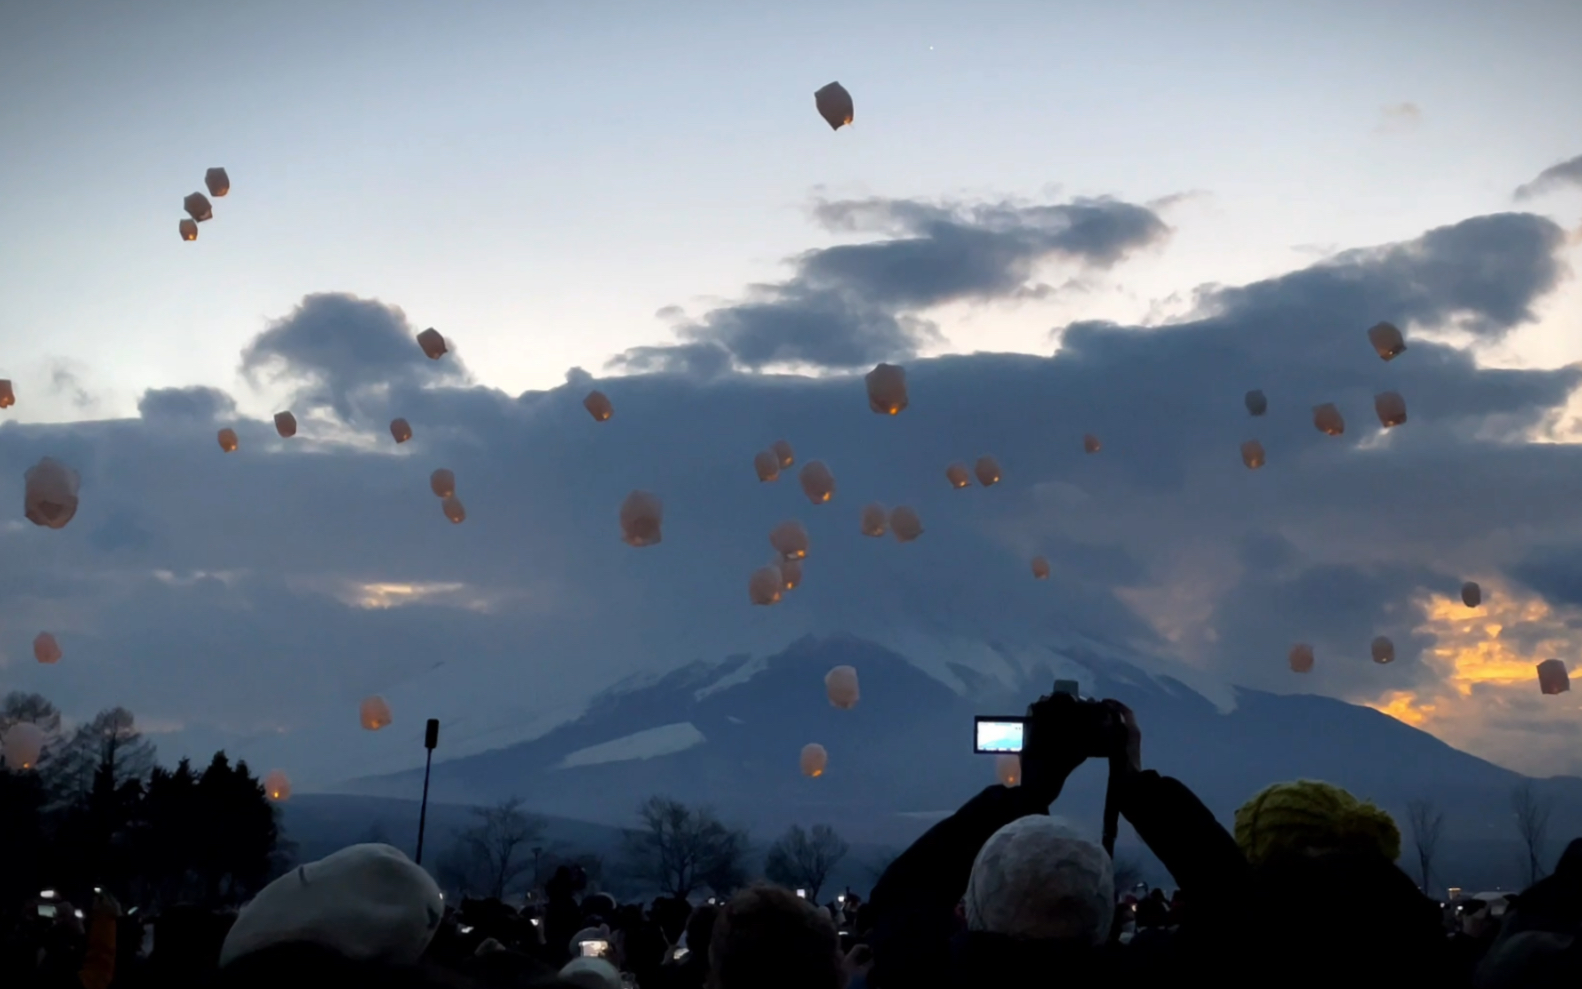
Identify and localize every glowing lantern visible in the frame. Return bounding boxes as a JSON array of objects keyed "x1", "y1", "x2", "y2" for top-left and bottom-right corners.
[
  {"x1": 442, "y1": 495, "x2": 465, "y2": 524},
  {"x1": 799, "y1": 461, "x2": 835, "y2": 504},
  {"x1": 33, "y1": 633, "x2": 62, "y2": 665},
  {"x1": 2, "y1": 723, "x2": 45, "y2": 771},
  {"x1": 890, "y1": 506, "x2": 923, "y2": 543},
  {"x1": 1083, "y1": 435, "x2": 1101, "y2": 454},
  {"x1": 1246, "y1": 390, "x2": 1267, "y2": 416},
  {"x1": 24, "y1": 457, "x2": 80, "y2": 530},
  {"x1": 814, "y1": 82, "x2": 853, "y2": 130},
  {"x1": 1288, "y1": 644, "x2": 1314, "y2": 674},
  {"x1": 749, "y1": 565, "x2": 784, "y2": 606},
  {"x1": 772, "y1": 440, "x2": 795, "y2": 468},
  {"x1": 204, "y1": 167, "x2": 230, "y2": 197},
  {"x1": 1461, "y1": 582, "x2": 1482, "y2": 608},
  {"x1": 0, "y1": 380, "x2": 12, "y2": 408},
  {"x1": 390, "y1": 418, "x2": 413, "y2": 443},
  {"x1": 860, "y1": 502, "x2": 887, "y2": 537},
  {"x1": 975, "y1": 456, "x2": 1001, "y2": 487},
  {"x1": 218, "y1": 428, "x2": 239, "y2": 452},
  {"x1": 1374, "y1": 391, "x2": 1407, "y2": 428},
  {"x1": 620, "y1": 490, "x2": 664, "y2": 547},
  {"x1": 274, "y1": 412, "x2": 297, "y2": 438},
  {"x1": 825, "y1": 666, "x2": 859, "y2": 709},
  {"x1": 179, "y1": 219, "x2": 198, "y2": 241},
  {"x1": 584, "y1": 391, "x2": 613, "y2": 422},
  {"x1": 263, "y1": 770, "x2": 291, "y2": 801},
  {"x1": 359, "y1": 696, "x2": 393, "y2": 731},
  {"x1": 945, "y1": 463, "x2": 971, "y2": 489},
  {"x1": 1371, "y1": 636, "x2": 1395, "y2": 665},
  {"x1": 1241, "y1": 440, "x2": 1266, "y2": 470},
  {"x1": 1368, "y1": 322, "x2": 1407, "y2": 361},
  {"x1": 781, "y1": 560, "x2": 803, "y2": 591},
  {"x1": 416, "y1": 328, "x2": 447, "y2": 360},
  {"x1": 1313, "y1": 404, "x2": 1345, "y2": 436},
  {"x1": 183, "y1": 192, "x2": 213, "y2": 222},
  {"x1": 754, "y1": 450, "x2": 780, "y2": 482},
  {"x1": 800, "y1": 742, "x2": 828, "y2": 777},
  {"x1": 430, "y1": 469, "x2": 455, "y2": 498},
  {"x1": 1031, "y1": 557, "x2": 1050, "y2": 580},
  {"x1": 865, "y1": 363, "x2": 908, "y2": 415},
  {"x1": 1537, "y1": 659, "x2": 1570, "y2": 695},
  {"x1": 770, "y1": 520, "x2": 810, "y2": 561},
  {"x1": 996, "y1": 754, "x2": 1021, "y2": 787}
]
